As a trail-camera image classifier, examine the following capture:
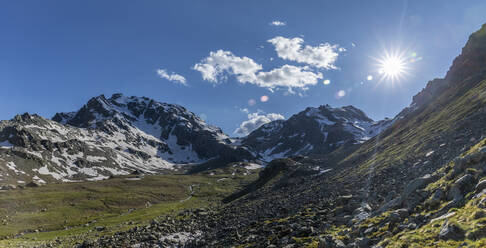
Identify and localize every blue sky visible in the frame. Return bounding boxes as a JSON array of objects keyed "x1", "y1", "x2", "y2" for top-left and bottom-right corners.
[{"x1": 1, "y1": 1, "x2": 486, "y2": 136}]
